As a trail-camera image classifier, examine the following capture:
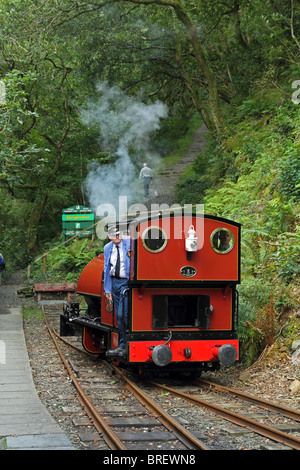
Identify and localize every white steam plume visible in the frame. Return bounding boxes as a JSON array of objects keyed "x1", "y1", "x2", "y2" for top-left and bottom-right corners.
[{"x1": 81, "y1": 82, "x2": 168, "y2": 213}]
